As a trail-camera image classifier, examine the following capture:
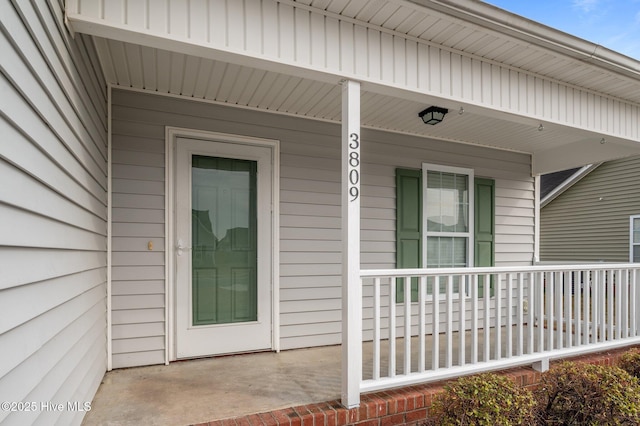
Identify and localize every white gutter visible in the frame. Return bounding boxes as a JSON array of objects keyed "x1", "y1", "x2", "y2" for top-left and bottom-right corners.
[
  {"x1": 405, "y1": 0, "x2": 640, "y2": 81},
  {"x1": 541, "y1": 163, "x2": 601, "y2": 208}
]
